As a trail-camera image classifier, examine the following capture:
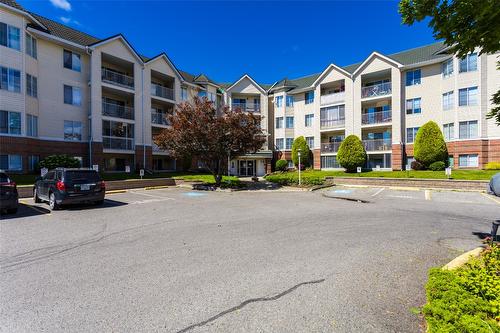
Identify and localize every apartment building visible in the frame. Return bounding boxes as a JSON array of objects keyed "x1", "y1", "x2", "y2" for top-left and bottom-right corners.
[{"x1": 1, "y1": 0, "x2": 499, "y2": 176}]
